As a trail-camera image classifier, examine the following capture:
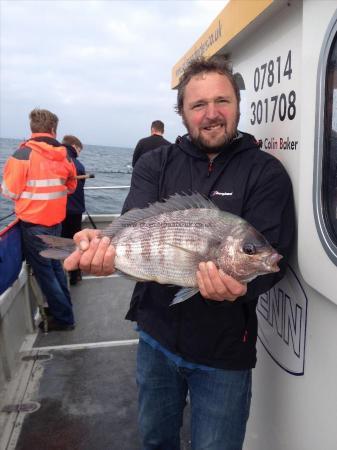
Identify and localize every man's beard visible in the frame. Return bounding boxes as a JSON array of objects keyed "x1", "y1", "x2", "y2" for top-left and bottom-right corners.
[
  {"x1": 190, "y1": 127, "x2": 238, "y2": 154},
  {"x1": 184, "y1": 115, "x2": 240, "y2": 154}
]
